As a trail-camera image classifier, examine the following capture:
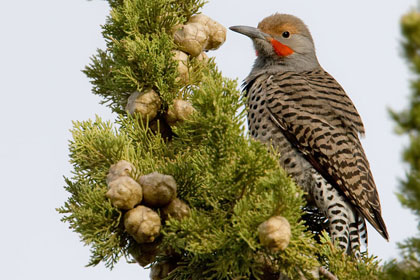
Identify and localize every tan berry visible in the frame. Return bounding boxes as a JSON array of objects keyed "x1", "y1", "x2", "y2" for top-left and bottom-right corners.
[
  {"x1": 128, "y1": 240, "x2": 161, "y2": 267},
  {"x1": 150, "y1": 260, "x2": 177, "y2": 280},
  {"x1": 106, "y1": 176, "x2": 142, "y2": 210},
  {"x1": 124, "y1": 205, "x2": 161, "y2": 243},
  {"x1": 165, "y1": 99, "x2": 195, "y2": 126},
  {"x1": 172, "y1": 50, "x2": 190, "y2": 84},
  {"x1": 126, "y1": 90, "x2": 161, "y2": 122},
  {"x1": 106, "y1": 160, "x2": 135, "y2": 184},
  {"x1": 258, "y1": 216, "x2": 291, "y2": 252},
  {"x1": 196, "y1": 51, "x2": 209, "y2": 63},
  {"x1": 173, "y1": 22, "x2": 210, "y2": 57},
  {"x1": 138, "y1": 172, "x2": 177, "y2": 207},
  {"x1": 162, "y1": 198, "x2": 191, "y2": 221},
  {"x1": 189, "y1": 14, "x2": 226, "y2": 50}
]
